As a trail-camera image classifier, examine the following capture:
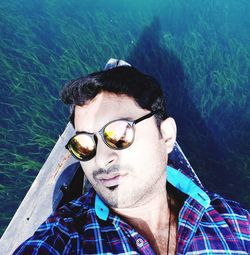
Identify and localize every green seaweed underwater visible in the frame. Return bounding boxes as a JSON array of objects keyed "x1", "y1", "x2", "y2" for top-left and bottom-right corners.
[{"x1": 0, "y1": 0, "x2": 249, "y2": 236}]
